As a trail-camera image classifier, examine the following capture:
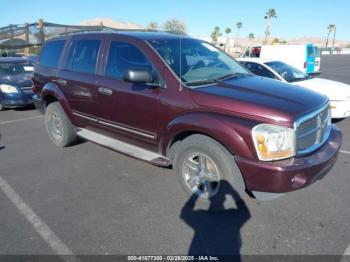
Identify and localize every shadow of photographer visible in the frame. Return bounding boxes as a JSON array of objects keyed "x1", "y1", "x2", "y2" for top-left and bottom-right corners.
[{"x1": 180, "y1": 180, "x2": 251, "y2": 259}]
